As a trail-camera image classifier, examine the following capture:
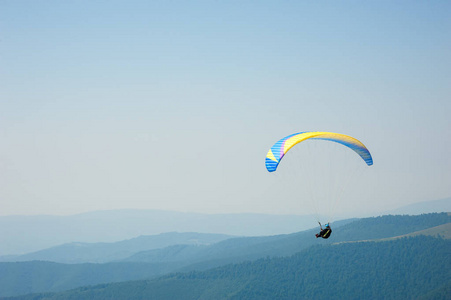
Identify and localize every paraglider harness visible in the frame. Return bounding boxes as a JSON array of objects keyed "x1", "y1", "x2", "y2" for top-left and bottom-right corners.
[{"x1": 316, "y1": 222, "x2": 332, "y2": 239}]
